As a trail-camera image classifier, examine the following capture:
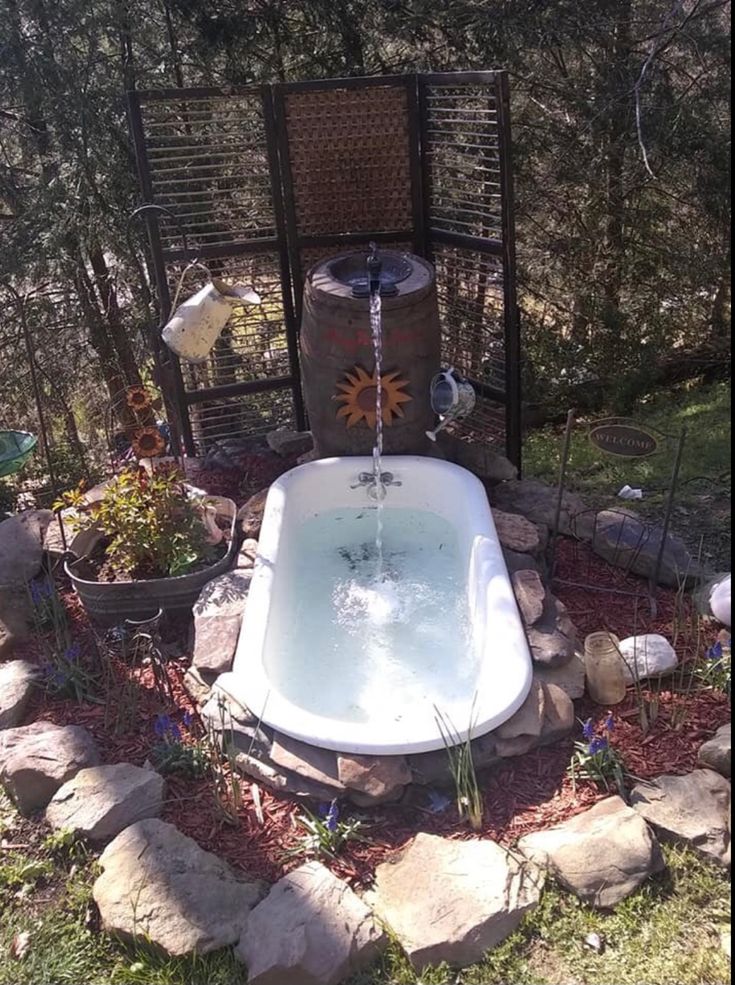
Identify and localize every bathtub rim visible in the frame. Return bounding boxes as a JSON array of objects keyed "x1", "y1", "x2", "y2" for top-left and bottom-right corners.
[{"x1": 229, "y1": 455, "x2": 534, "y2": 756}]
